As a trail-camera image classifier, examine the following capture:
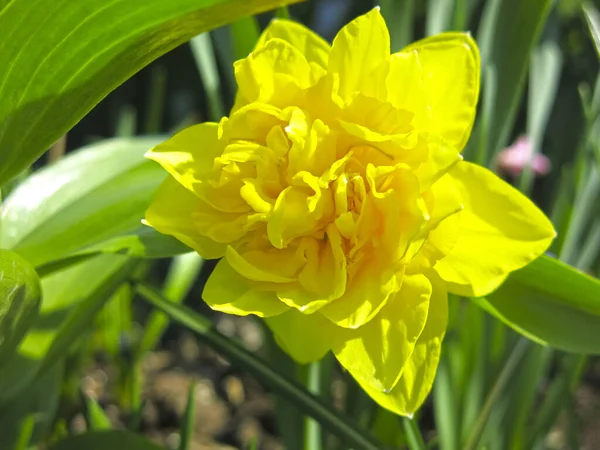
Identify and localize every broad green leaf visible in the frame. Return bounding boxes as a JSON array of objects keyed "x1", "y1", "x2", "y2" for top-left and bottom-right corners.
[
  {"x1": 474, "y1": 255, "x2": 600, "y2": 354},
  {"x1": 50, "y1": 430, "x2": 164, "y2": 450},
  {"x1": 0, "y1": 361, "x2": 63, "y2": 449},
  {"x1": 0, "y1": 0, "x2": 302, "y2": 186},
  {"x1": 0, "y1": 249, "x2": 41, "y2": 366},
  {"x1": 0, "y1": 254, "x2": 134, "y2": 403},
  {"x1": 0, "y1": 137, "x2": 189, "y2": 268},
  {"x1": 477, "y1": 0, "x2": 552, "y2": 152}
]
